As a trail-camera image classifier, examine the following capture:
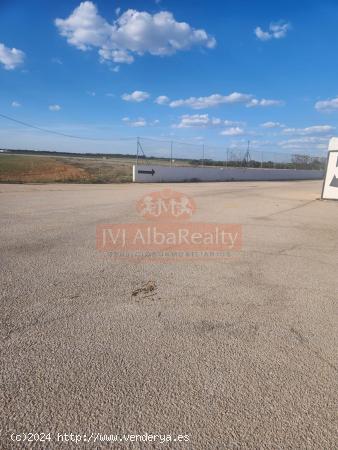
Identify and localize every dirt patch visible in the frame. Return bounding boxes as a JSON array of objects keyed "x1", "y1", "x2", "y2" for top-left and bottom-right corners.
[
  {"x1": 0, "y1": 154, "x2": 133, "y2": 183},
  {"x1": 132, "y1": 281, "x2": 158, "y2": 301},
  {"x1": 0, "y1": 155, "x2": 90, "y2": 183}
]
